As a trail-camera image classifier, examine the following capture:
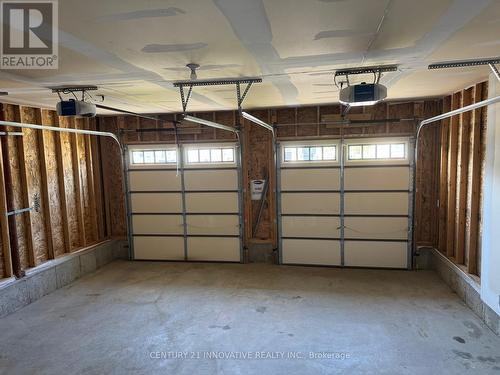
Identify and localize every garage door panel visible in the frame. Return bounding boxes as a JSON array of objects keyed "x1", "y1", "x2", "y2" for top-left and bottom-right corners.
[
  {"x1": 344, "y1": 241, "x2": 407, "y2": 268},
  {"x1": 344, "y1": 217, "x2": 408, "y2": 240},
  {"x1": 187, "y1": 215, "x2": 239, "y2": 235},
  {"x1": 344, "y1": 167, "x2": 409, "y2": 190},
  {"x1": 187, "y1": 237, "x2": 240, "y2": 261},
  {"x1": 184, "y1": 170, "x2": 238, "y2": 190},
  {"x1": 186, "y1": 193, "x2": 238, "y2": 213},
  {"x1": 282, "y1": 193, "x2": 340, "y2": 214},
  {"x1": 282, "y1": 239, "x2": 341, "y2": 265},
  {"x1": 133, "y1": 237, "x2": 185, "y2": 260},
  {"x1": 344, "y1": 193, "x2": 408, "y2": 215},
  {"x1": 281, "y1": 169, "x2": 340, "y2": 191},
  {"x1": 132, "y1": 215, "x2": 183, "y2": 235},
  {"x1": 282, "y1": 216, "x2": 340, "y2": 238},
  {"x1": 129, "y1": 170, "x2": 181, "y2": 191},
  {"x1": 131, "y1": 193, "x2": 182, "y2": 213}
]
